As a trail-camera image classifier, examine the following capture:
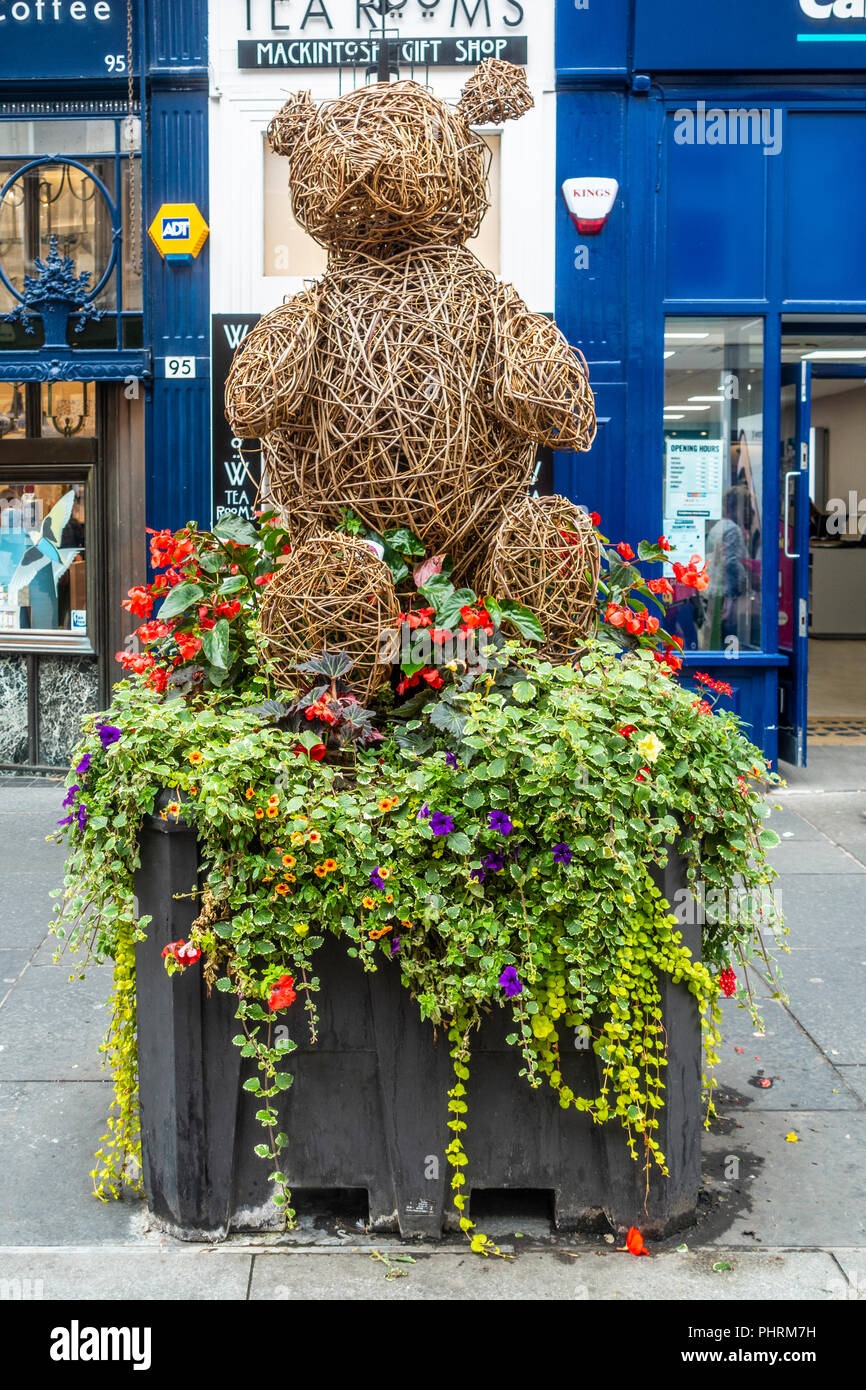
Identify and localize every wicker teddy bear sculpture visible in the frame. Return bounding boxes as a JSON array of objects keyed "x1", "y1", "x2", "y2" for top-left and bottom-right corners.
[{"x1": 225, "y1": 59, "x2": 597, "y2": 580}]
